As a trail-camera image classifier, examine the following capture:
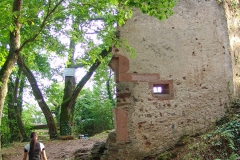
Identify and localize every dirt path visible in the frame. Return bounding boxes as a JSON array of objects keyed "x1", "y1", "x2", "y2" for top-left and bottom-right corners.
[{"x1": 2, "y1": 137, "x2": 106, "y2": 160}]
